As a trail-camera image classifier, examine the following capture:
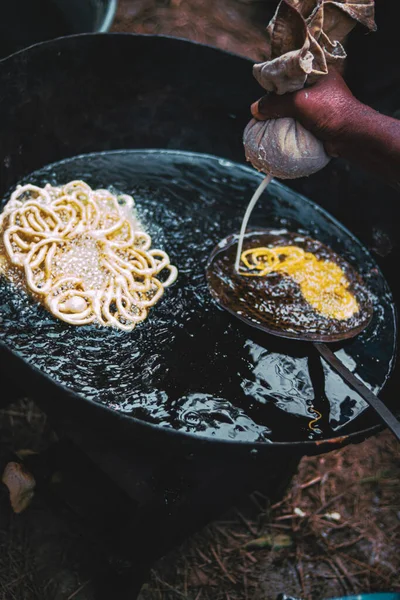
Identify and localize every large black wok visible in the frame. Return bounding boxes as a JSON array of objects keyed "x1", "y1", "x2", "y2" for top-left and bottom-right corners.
[
  {"x1": 0, "y1": 0, "x2": 117, "y2": 59},
  {"x1": 0, "y1": 34, "x2": 398, "y2": 457}
]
